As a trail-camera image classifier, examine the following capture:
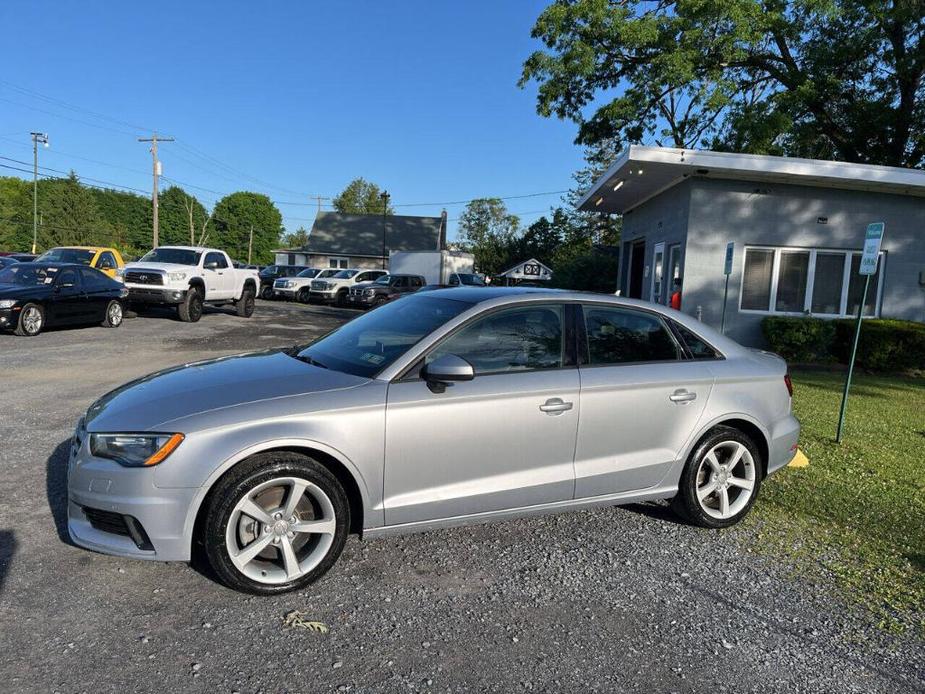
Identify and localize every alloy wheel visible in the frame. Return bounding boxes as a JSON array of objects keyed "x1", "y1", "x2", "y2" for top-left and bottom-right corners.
[
  {"x1": 694, "y1": 440, "x2": 756, "y2": 520},
  {"x1": 22, "y1": 306, "x2": 42, "y2": 335},
  {"x1": 225, "y1": 476, "x2": 337, "y2": 585},
  {"x1": 108, "y1": 302, "x2": 123, "y2": 326}
]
